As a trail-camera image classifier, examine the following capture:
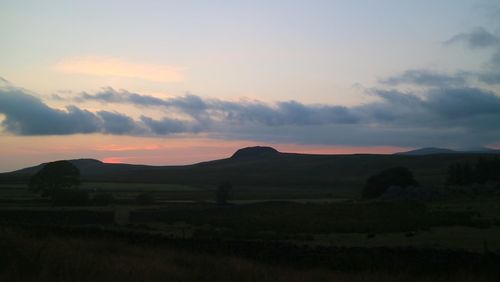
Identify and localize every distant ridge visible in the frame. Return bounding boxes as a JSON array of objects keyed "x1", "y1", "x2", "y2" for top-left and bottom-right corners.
[
  {"x1": 2, "y1": 145, "x2": 500, "y2": 187},
  {"x1": 395, "y1": 147, "x2": 457, "y2": 156},
  {"x1": 396, "y1": 147, "x2": 500, "y2": 156},
  {"x1": 230, "y1": 146, "x2": 280, "y2": 159},
  {"x1": 8, "y1": 159, "x2": 104, "y2": 175}
]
